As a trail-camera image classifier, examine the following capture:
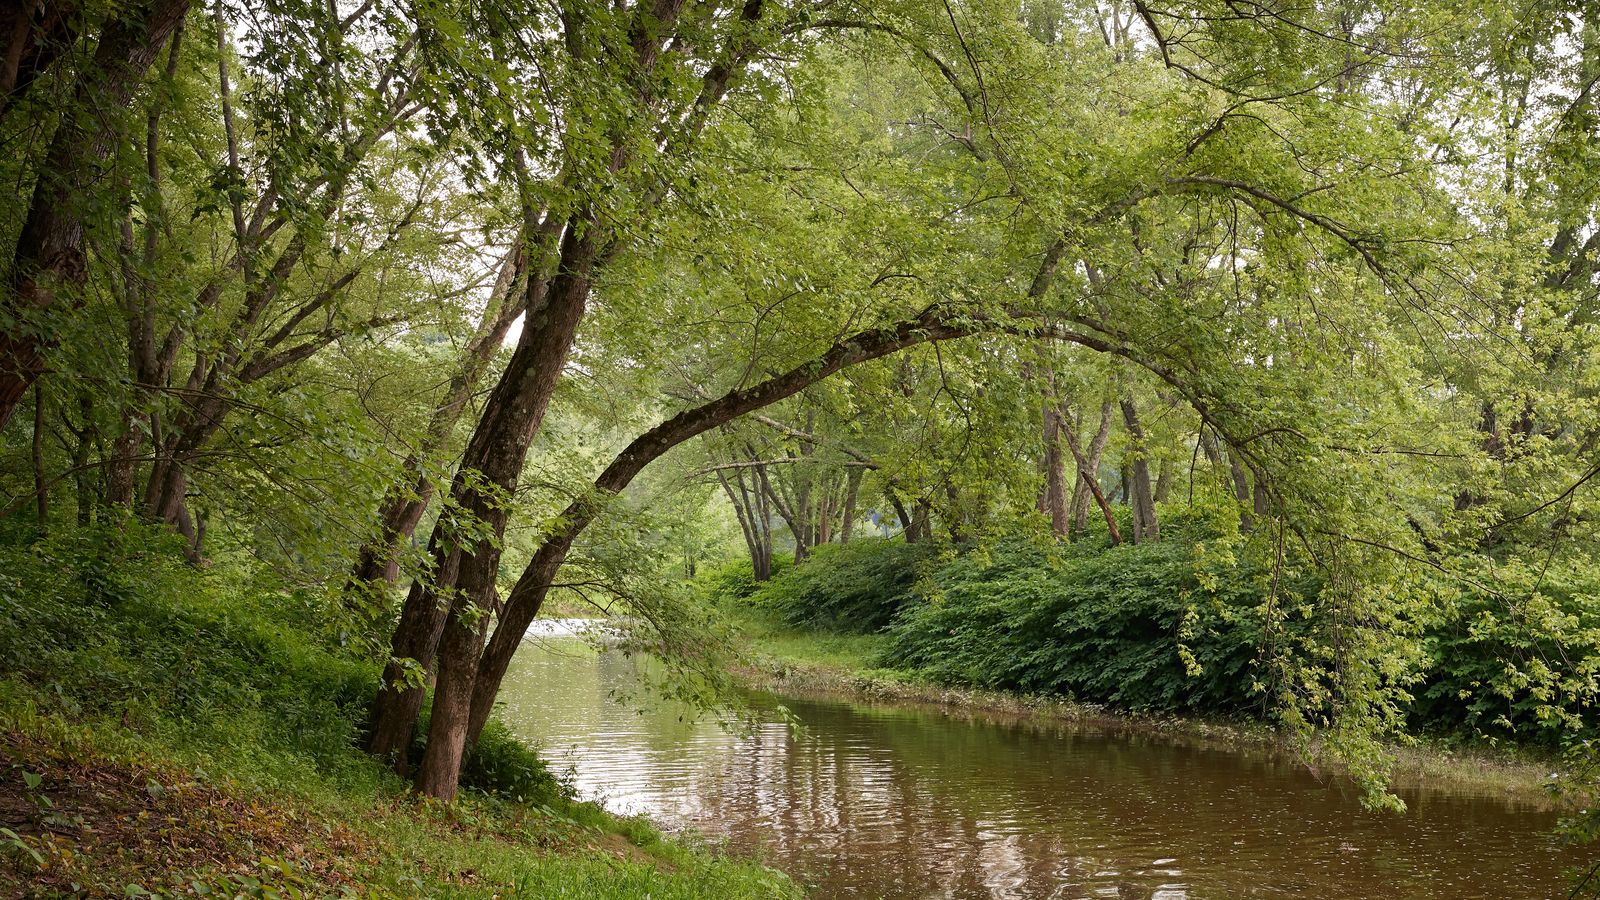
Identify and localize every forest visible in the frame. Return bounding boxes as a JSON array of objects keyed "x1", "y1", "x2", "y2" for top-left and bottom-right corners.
[{"x1": 0, "y1": 0, "x2": 1598, "y2": 896}]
